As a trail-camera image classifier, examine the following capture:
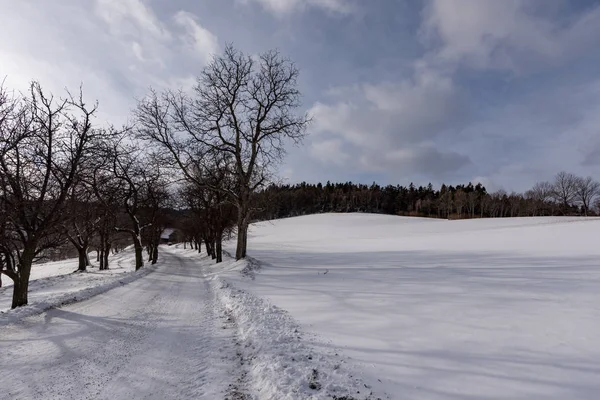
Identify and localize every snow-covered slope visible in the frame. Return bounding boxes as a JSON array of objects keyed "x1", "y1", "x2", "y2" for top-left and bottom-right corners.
[{"x1": 217, "y1": 214, "x2": 600, "y2": 399}]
